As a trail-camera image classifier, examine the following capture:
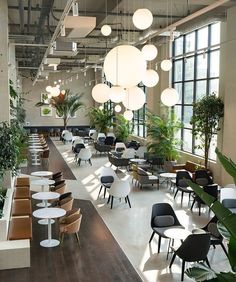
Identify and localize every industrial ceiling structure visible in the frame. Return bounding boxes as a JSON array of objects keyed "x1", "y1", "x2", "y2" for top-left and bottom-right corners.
[{"x1": 7, "y1": 0, "x2": 236, "y2": 81}]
